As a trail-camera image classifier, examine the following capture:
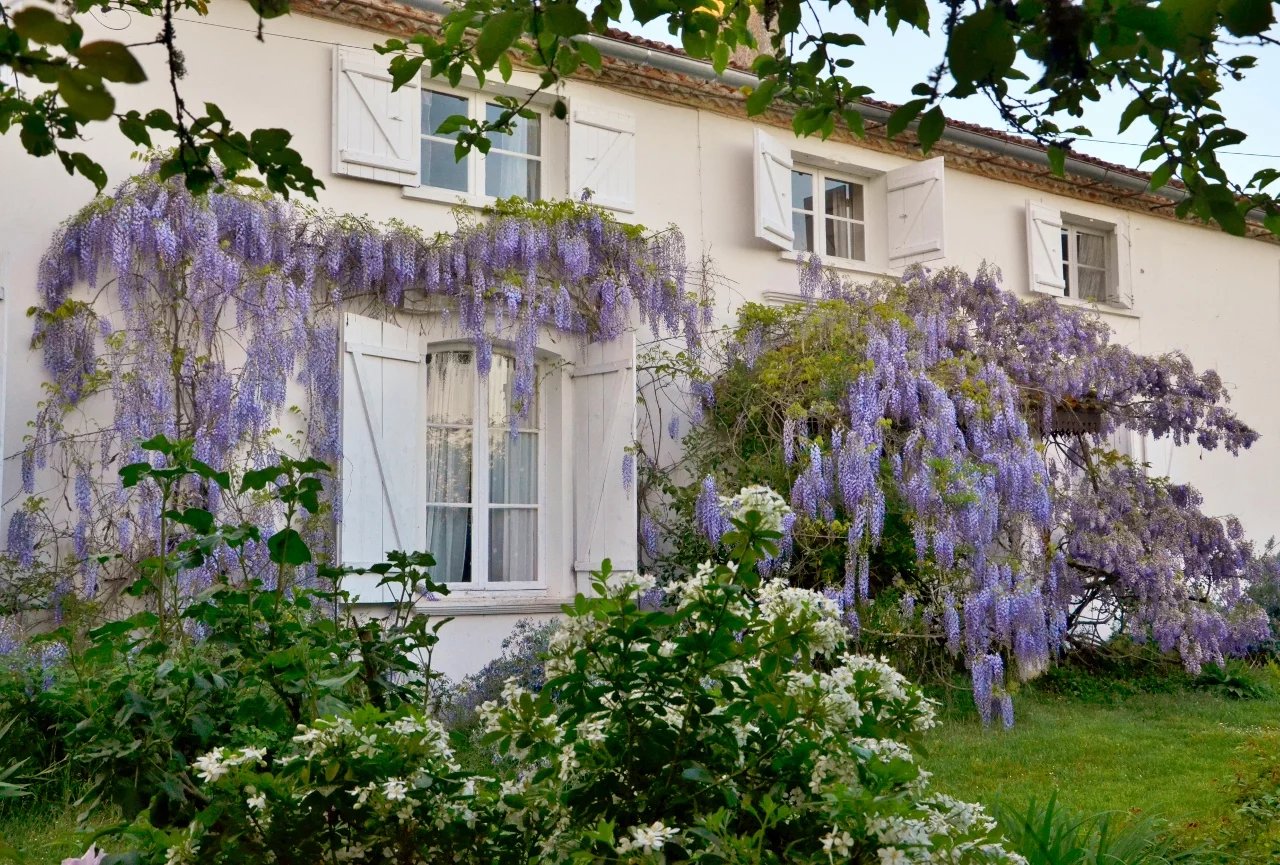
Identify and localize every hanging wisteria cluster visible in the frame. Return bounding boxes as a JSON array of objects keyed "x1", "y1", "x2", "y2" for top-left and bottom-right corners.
[
  {"x1": 658, "y1": 260, "x2": 1273, "y2": 722},
  {"x1": 13, "y1": 165, "x2": 699, "y2": 613}
]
